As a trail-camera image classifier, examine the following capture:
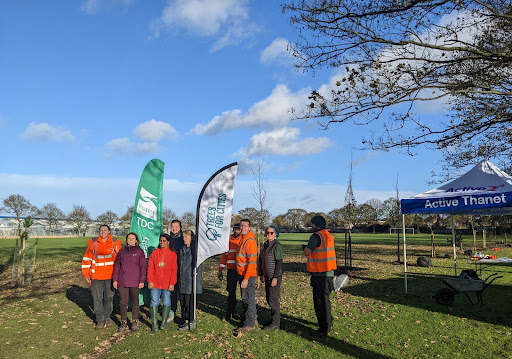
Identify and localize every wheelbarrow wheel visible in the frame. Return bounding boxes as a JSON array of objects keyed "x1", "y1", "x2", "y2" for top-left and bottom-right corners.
[{"x1": 435, "y1": 288, "x2": 455, "y2": 305}]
